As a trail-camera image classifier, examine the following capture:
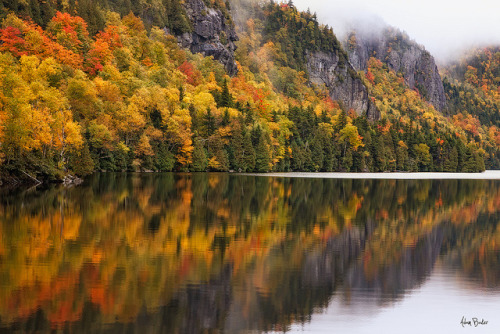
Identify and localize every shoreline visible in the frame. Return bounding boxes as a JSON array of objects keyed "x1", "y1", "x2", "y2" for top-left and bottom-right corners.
[
  {"x1": 2, "y1": 171, "x2": 500, "y2": 190},
  {"x1": 242, "y1": 171, "x2": 500, "y2": 180}
]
